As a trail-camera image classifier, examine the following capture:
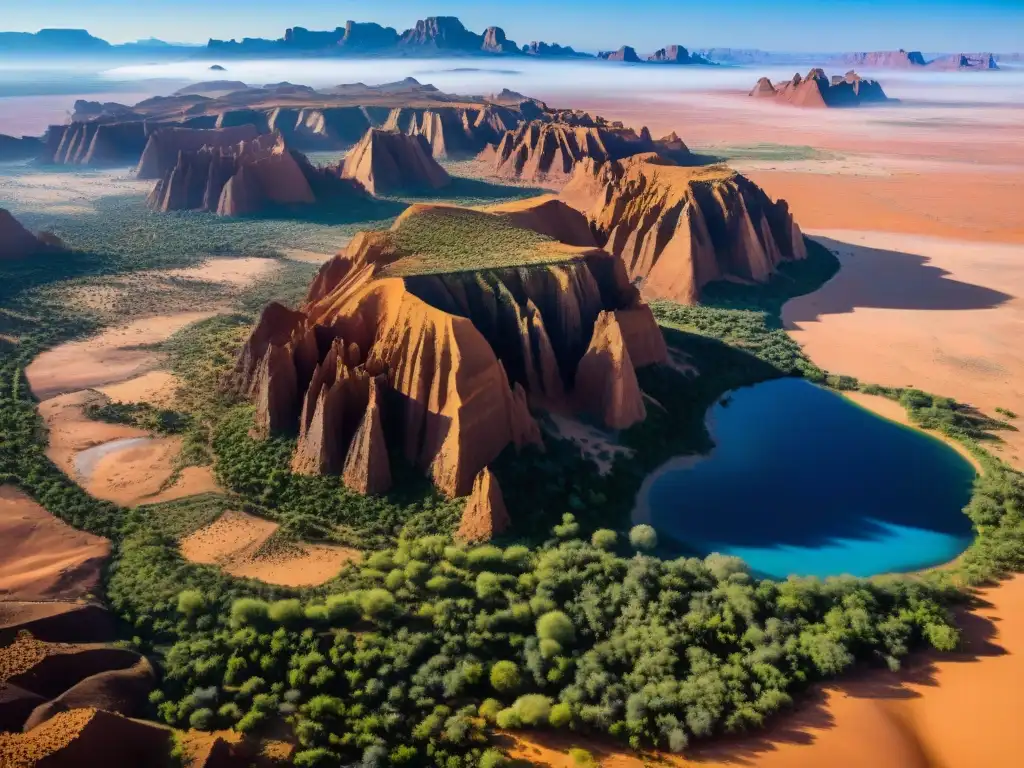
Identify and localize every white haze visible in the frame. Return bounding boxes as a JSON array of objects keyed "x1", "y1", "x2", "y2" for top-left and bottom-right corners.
[{"x1": 100, "y1": 57, "x2": 1024, "y2": 106}]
